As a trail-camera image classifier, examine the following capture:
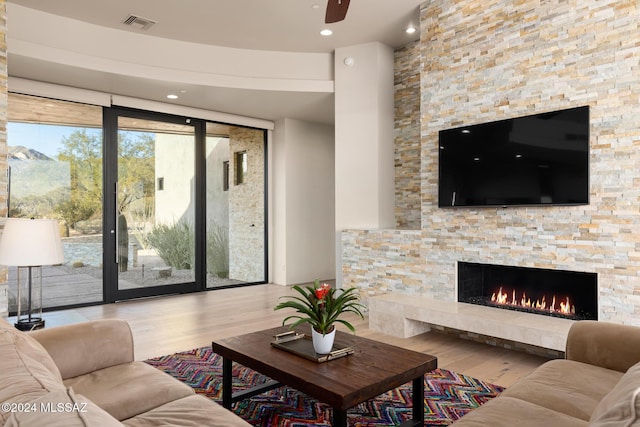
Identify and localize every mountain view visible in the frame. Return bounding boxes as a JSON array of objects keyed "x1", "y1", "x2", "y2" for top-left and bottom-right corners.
[
  {"x1": 8, "y1": 146, "x2": 69, "y2": 198},
  {"x1": 8, "y1": 145, "x2": 54, "y2": 161}
]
